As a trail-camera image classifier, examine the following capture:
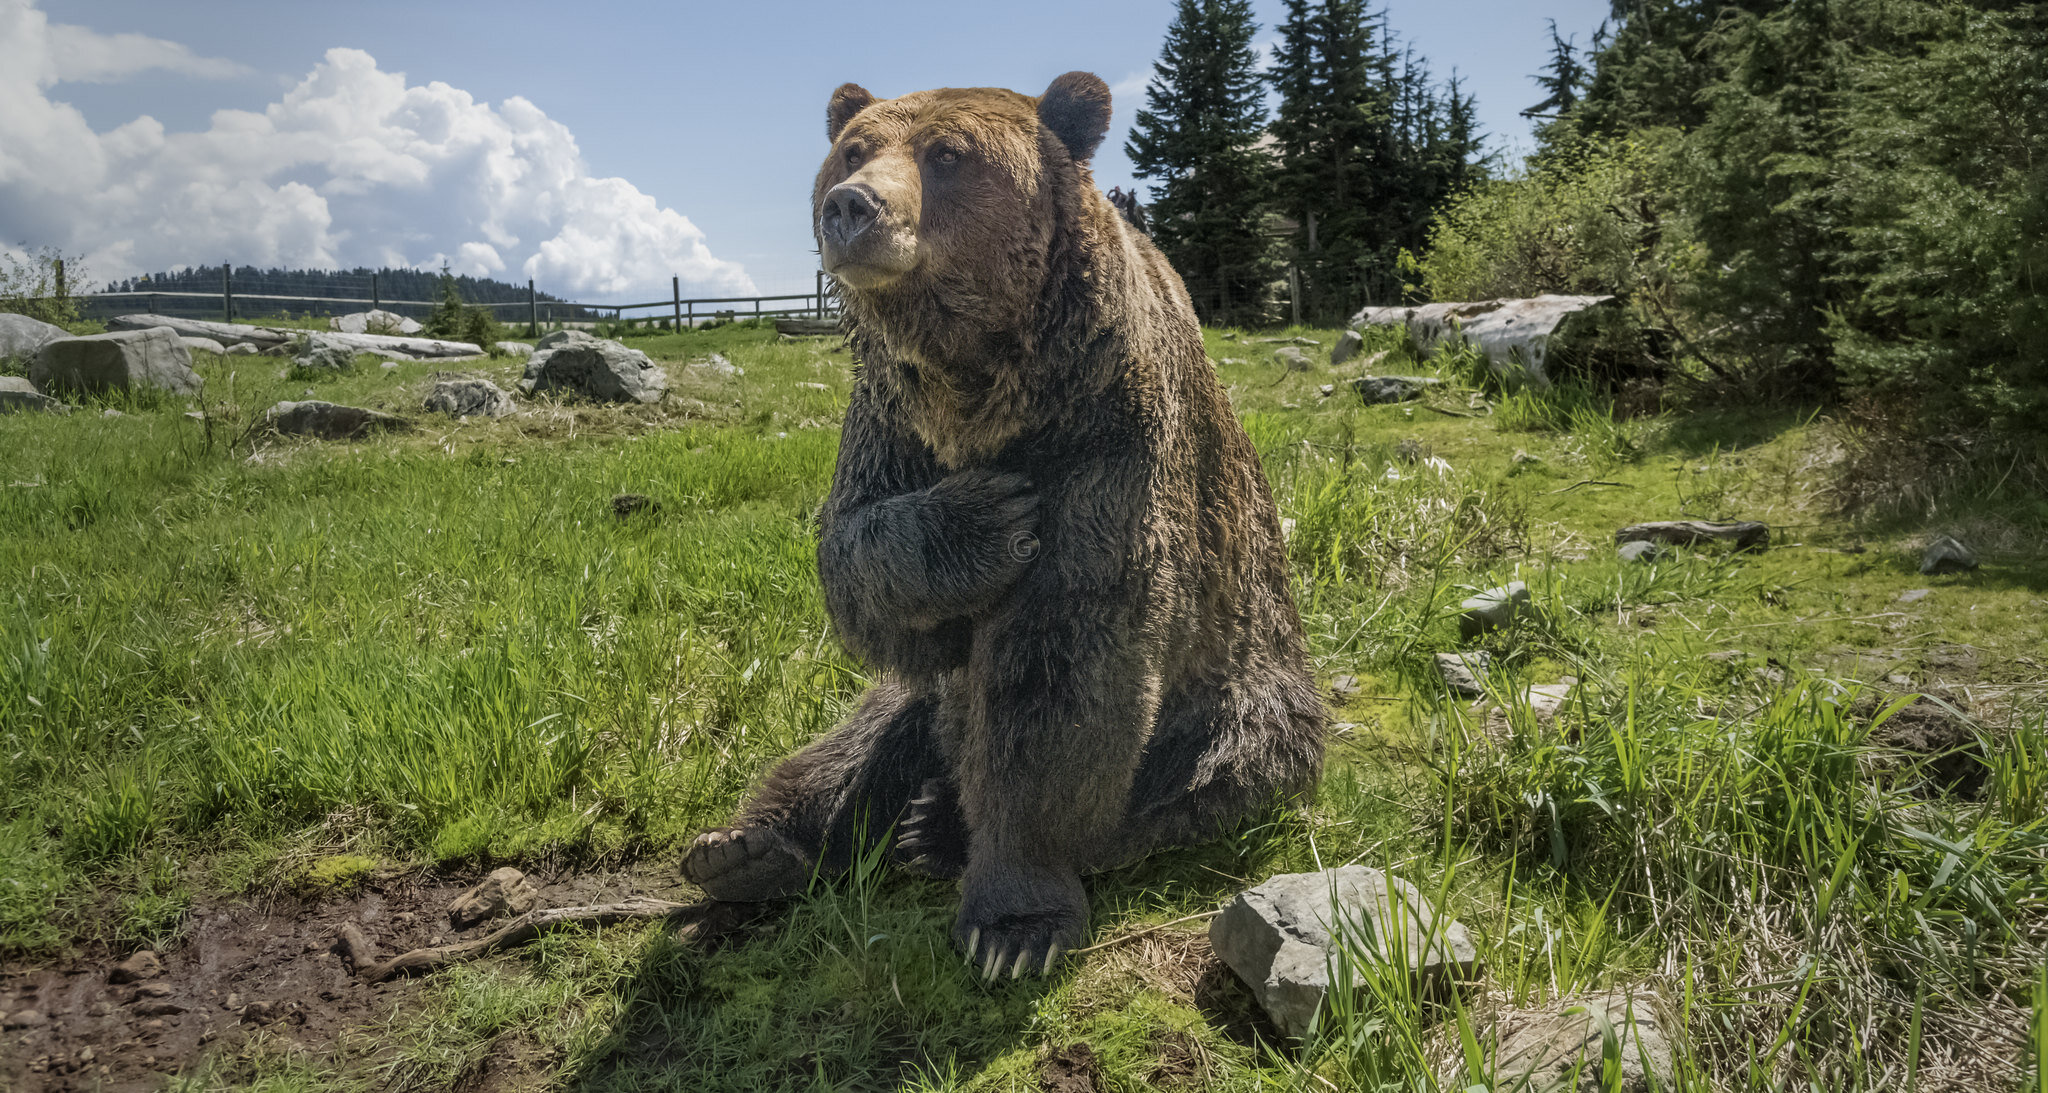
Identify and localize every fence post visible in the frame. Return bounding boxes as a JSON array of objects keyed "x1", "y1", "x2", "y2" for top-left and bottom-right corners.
[
  {"x1": 528, "y1": 279, "x2": 538, "y2": 337},
  {"x1": 53, "y1": 259, "x2": 66, "y2": 300},
  {"x1": 371, "y1": 273, "x2": 379, "y2": 312},
  {"x1": 816, "y1": 270, "x2": 824, "y2": 318},
  {"x1": 687, "y1": 300, "x2": 693, "y2": 327},
  {"x1": 1288, "y1": 264, "x2": 1302, "y2": 328},
  {"x1": 222, "y1": 262, "x2": 232, "y2": 322},
  {"x1": 672, "y1": 276, "x2": 681, "y2": 330}
]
